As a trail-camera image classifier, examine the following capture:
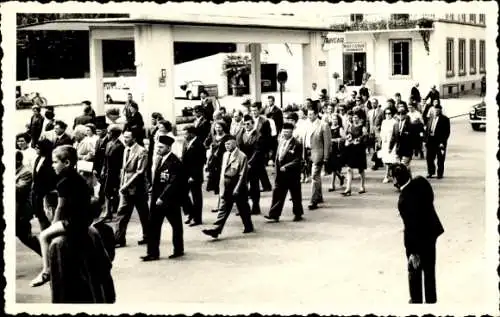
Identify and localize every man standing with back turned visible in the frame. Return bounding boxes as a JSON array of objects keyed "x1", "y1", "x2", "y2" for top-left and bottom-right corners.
[{"x1": 392, "y1": 163, "x2": 444, "y2": 304}]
